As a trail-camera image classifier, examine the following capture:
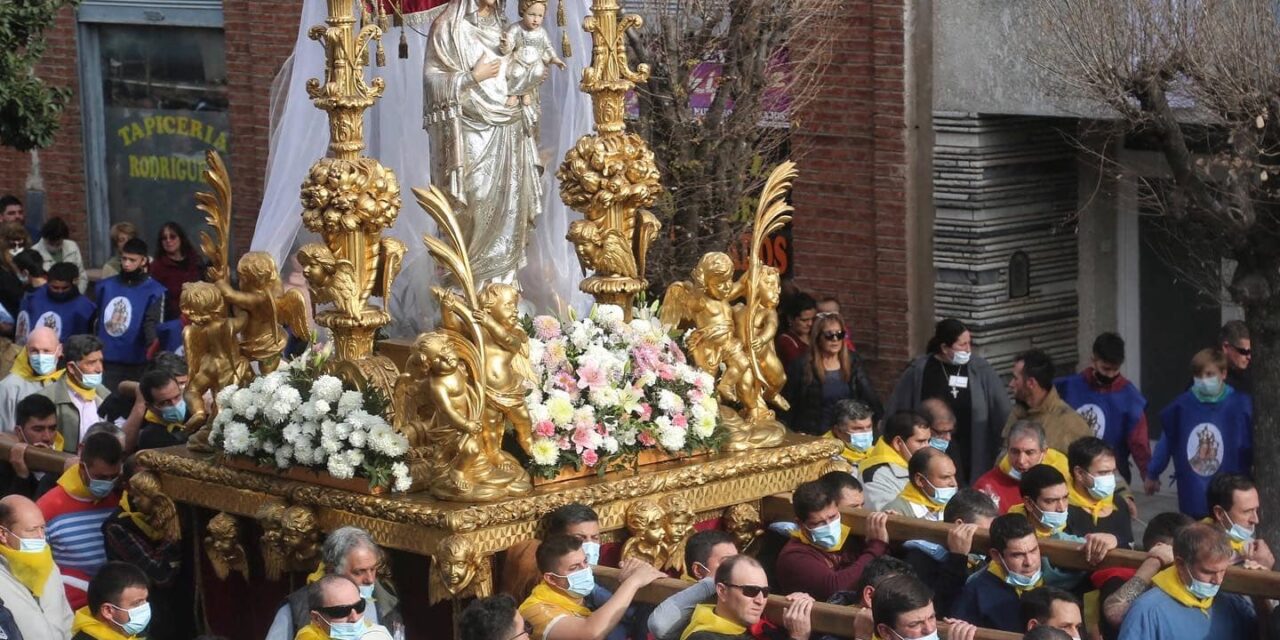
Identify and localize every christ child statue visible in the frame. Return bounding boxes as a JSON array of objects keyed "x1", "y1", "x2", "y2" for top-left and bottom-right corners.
[{"x1": 501, "y1": 0, "x2": 565, "y2": 116}]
